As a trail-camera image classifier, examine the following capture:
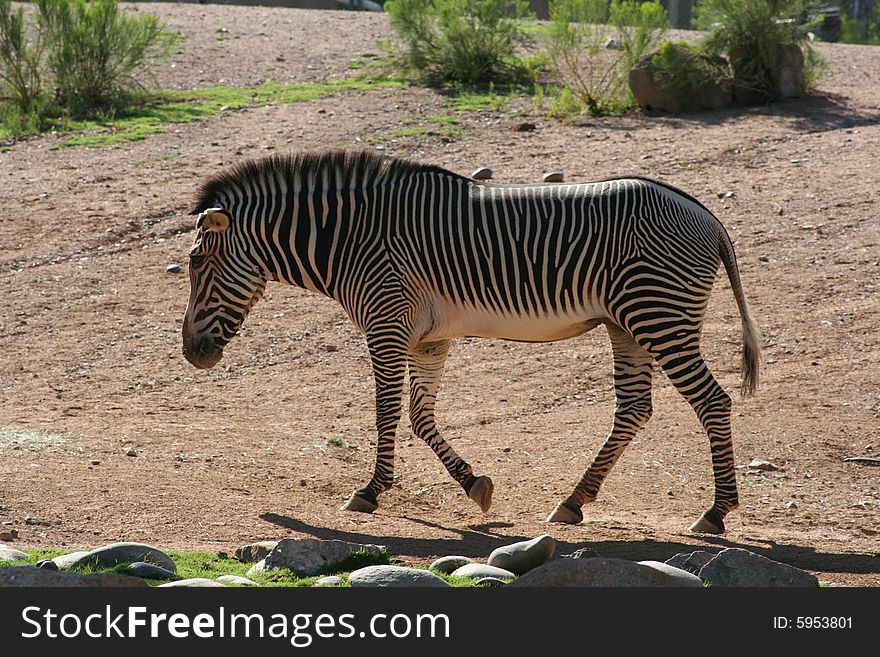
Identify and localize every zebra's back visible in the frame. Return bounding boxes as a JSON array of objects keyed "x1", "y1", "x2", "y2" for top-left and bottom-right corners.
[{"x1": 385, "y1": 175, "x2": 723, "y2": 342}]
